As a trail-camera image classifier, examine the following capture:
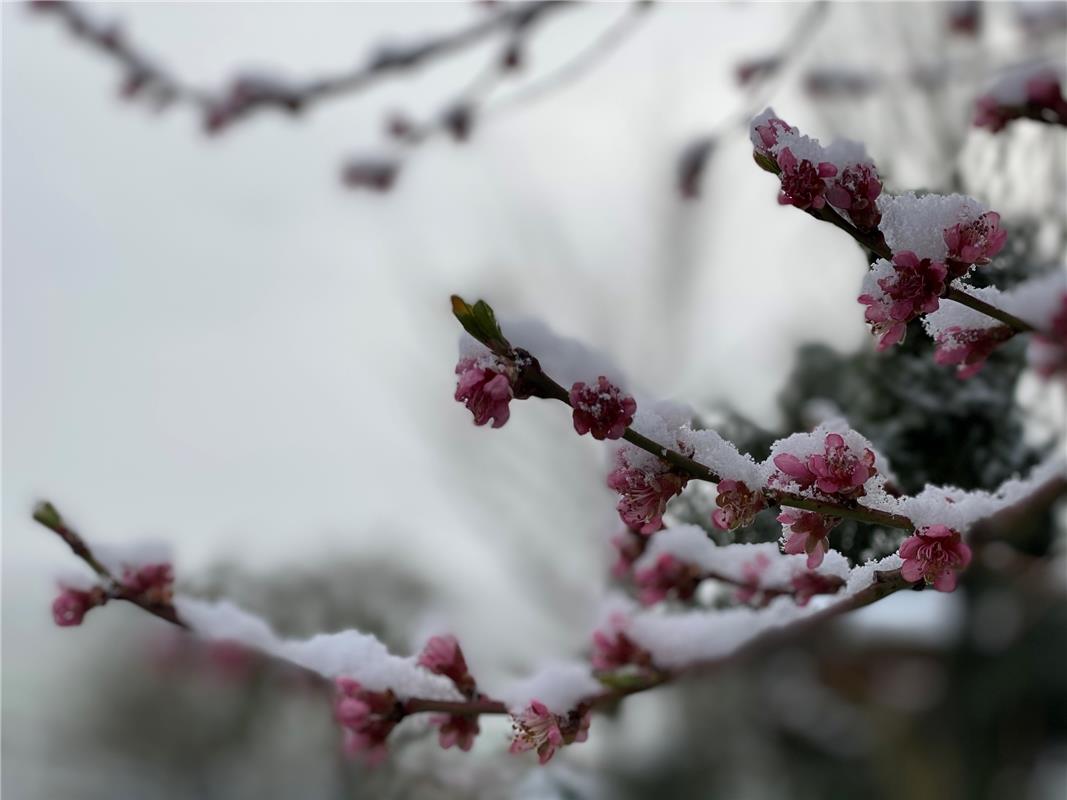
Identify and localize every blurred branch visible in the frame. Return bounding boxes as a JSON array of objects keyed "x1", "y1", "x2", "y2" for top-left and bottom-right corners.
[
  {"x1": 29, "y1": 0, "x2": 577, "y2": 131},
  {"x1": 344, "y1": 1, "x2": 654, "y2": 190},
  {"x1": 33, "y1": 501, "x2": 188, "y2": 628}
]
